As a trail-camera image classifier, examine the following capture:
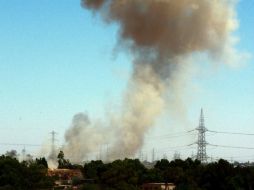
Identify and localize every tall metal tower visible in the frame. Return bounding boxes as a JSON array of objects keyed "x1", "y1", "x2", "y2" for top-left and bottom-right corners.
[
  {"x1": 196, "y1": 108, "x2": 207, "y2": 163},
  {"x1": 152, "y1": 148, "x2": 155, "y2": 162},
  {"x1": 21, "y1": 147, "x2": 26, "y2": 161},
  {"x1": 49, "y1": 130, "x2": 57, "y2": 160}
]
